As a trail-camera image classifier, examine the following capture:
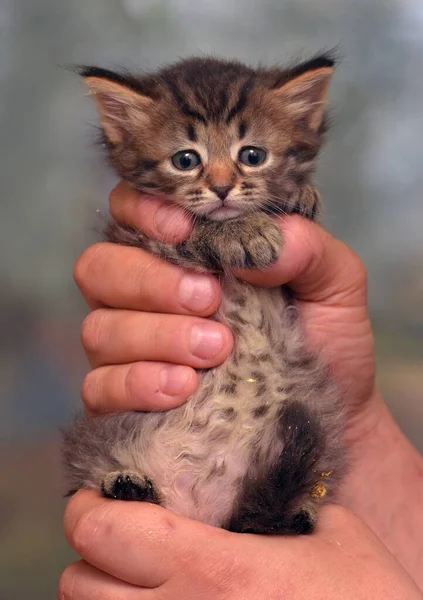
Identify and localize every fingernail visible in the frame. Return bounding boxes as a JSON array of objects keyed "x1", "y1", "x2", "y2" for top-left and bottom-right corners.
[
  {"x1": 179, "y1": 274, "x2": 216, "y2": 312},
  {"x1": 154, "y1": 205, "x2": 190, "y2": 238},
  {"x1": 190, "y1": 324, "x2": 225, "y2": 359},
  {"x1": 159, "y1": 365, "x2": 192, "y2": 396}
]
